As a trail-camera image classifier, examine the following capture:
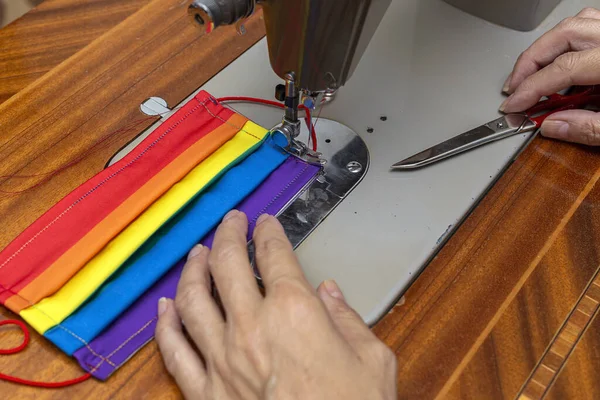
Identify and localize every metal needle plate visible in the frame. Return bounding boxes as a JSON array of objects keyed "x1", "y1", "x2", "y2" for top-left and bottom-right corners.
[{"x1": 249, "y1": 118, "x2": 370, "y2": 281}]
